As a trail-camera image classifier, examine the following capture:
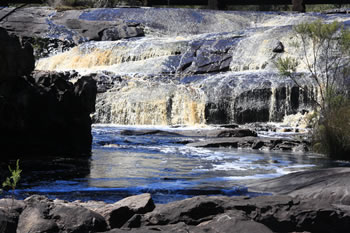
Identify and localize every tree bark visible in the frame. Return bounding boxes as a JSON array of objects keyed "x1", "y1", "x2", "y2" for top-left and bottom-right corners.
[
  {"x1": 292, "y1": 0, "x2": 306, "y2": 12},
  {"x1": 208, "y1": 0, "x2": 225, "y2": 10}
]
